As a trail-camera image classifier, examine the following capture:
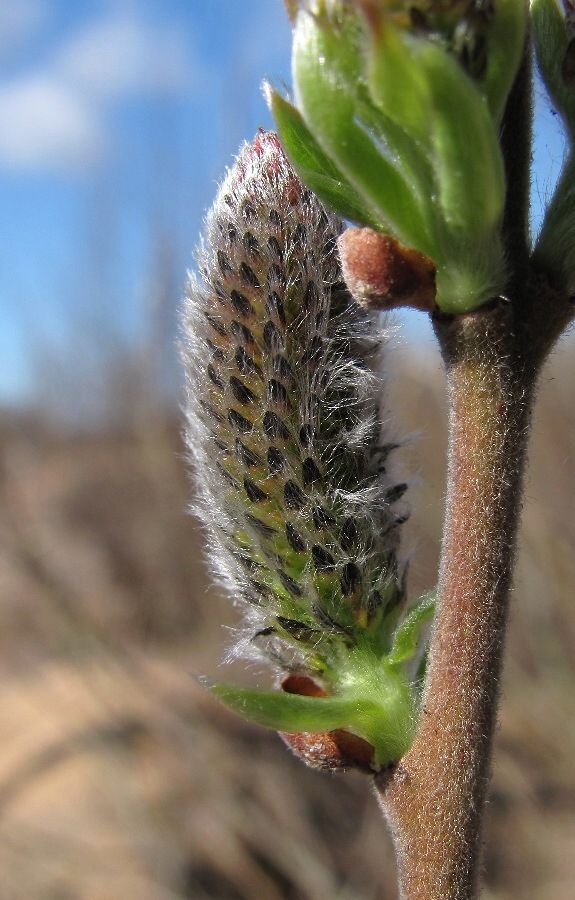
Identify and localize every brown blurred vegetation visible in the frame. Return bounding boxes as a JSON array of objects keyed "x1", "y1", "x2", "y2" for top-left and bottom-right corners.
[{"x1": 1, "y1": 328, "x2": 575, "y2": 899}]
